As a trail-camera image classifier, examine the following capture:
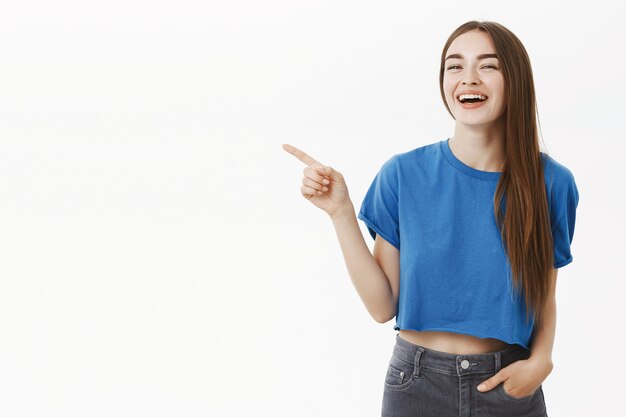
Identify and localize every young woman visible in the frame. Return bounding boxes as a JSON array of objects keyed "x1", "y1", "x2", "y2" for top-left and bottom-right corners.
[{"x1": 283, "y1": 20, "x2": 578, "y2": 417}]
